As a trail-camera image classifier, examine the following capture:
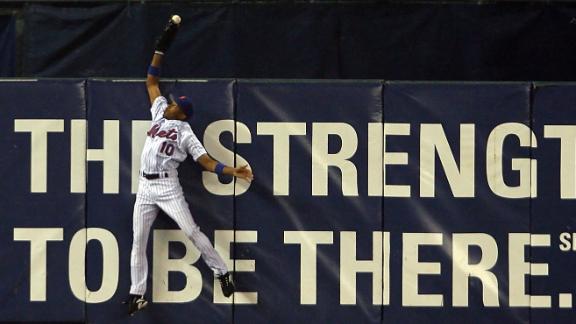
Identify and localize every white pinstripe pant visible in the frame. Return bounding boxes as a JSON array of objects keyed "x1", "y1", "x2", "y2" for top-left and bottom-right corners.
[{"x1": 129, "y1": 175, "x2": 228, "y2": 296}]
